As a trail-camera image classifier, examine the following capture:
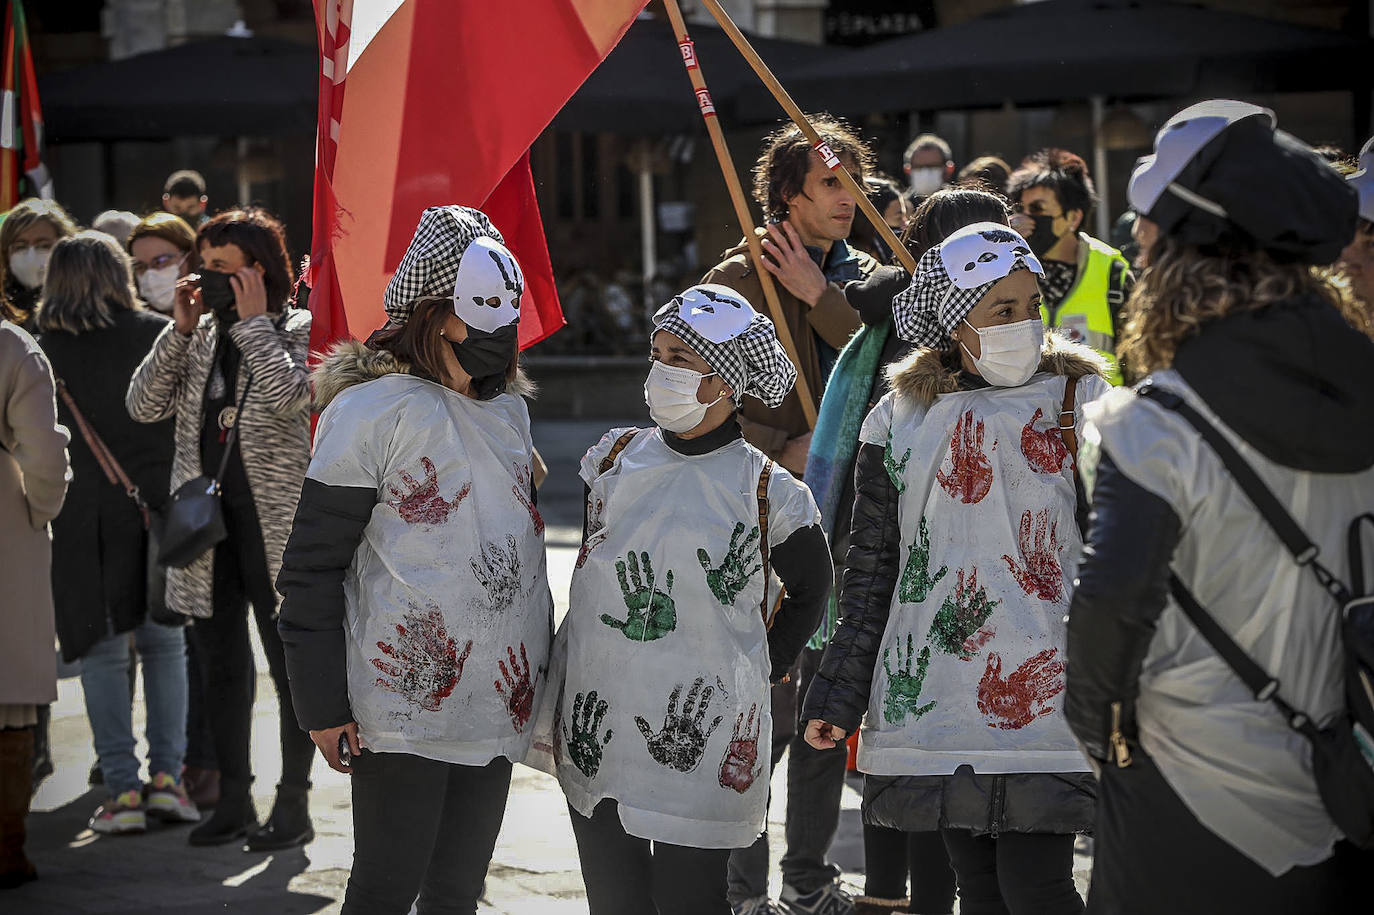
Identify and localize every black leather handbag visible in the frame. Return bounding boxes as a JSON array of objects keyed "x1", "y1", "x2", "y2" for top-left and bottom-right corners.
[{"x1": 155, "y1": 376, "x2": 253, "y2": 569}]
